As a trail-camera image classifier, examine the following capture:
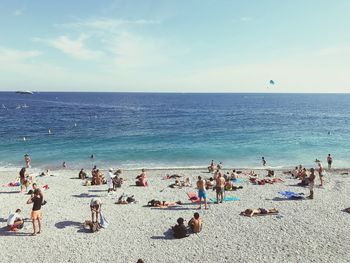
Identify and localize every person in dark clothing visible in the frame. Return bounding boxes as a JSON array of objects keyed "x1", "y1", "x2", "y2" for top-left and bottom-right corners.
[
  {"x1": 172, "y1": 217, "x2": 189, "y2": 238},
  {"x1": 27, "y1": 188, "x2": 44, "y2": 236}
]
